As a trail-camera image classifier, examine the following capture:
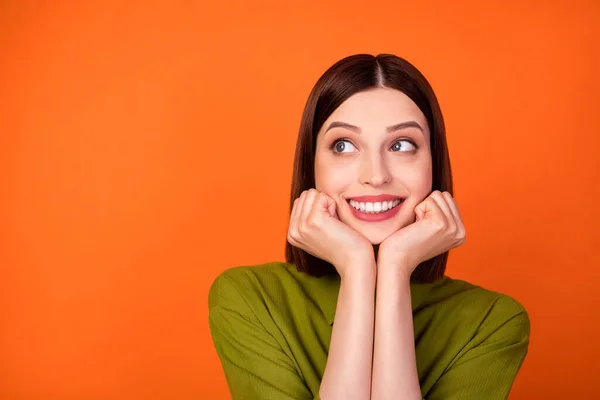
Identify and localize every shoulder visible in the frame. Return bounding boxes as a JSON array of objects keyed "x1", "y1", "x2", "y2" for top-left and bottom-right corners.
[
  {"x1": 434, "y1": 277, "x2": 530, "y2": 344},
  {"x1": 432, "y1": 277, "x2": 528, "y2": 315},
  {"x1": 208, "y1": 261, "x2": 307, "y2": 311}
]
